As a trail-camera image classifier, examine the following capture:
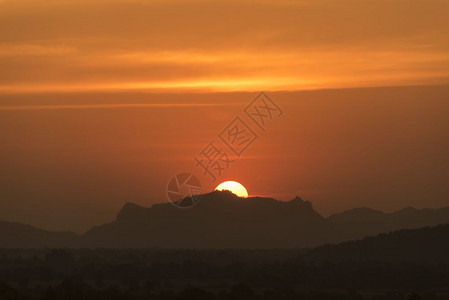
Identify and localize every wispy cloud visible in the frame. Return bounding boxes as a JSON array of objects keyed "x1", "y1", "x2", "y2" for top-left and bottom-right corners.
[
  {"x1": 0, "y1": 44, "x2": 77, "y2": 56},
  {"x1": 0, "y1": 0, "x2": 448, "y2": 93},
  {"x1": 0, "y1": 102, "x2": 245, "y2": 110}
]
